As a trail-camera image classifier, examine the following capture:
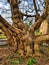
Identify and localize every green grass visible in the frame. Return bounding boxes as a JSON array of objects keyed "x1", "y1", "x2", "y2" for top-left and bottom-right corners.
[
  {"x1": 27, "y1": 58, "x2": 37, "y2": 65},
  {"x1": 11, "y1": 59, "x2": 20, "y2": 64},
  {"x1": 0, "y1": 34, "x2": 6, "y2": 39},
  {"x1": 11, "y1": 58, "x2": 24, "y2": 65}
]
